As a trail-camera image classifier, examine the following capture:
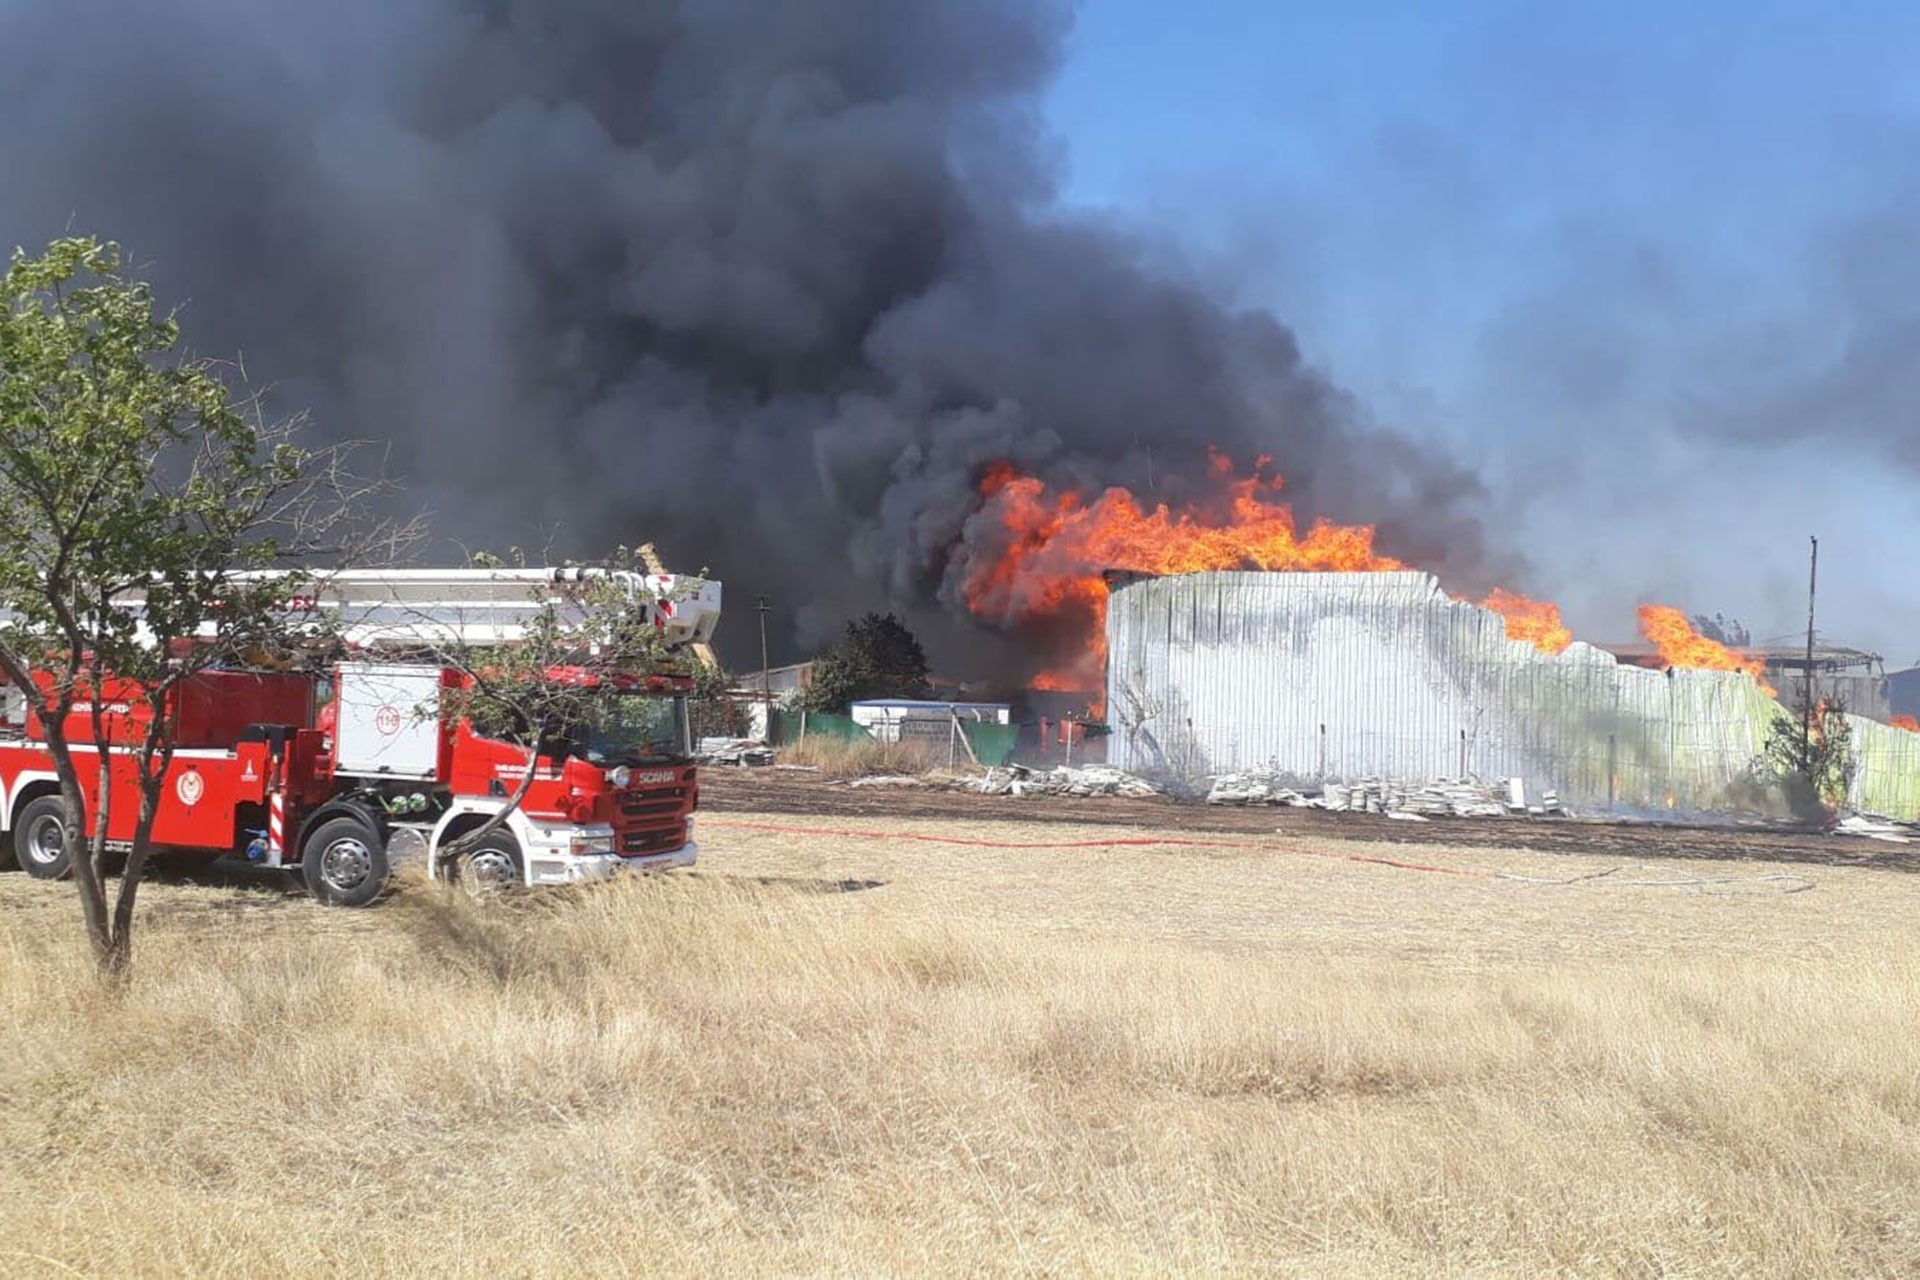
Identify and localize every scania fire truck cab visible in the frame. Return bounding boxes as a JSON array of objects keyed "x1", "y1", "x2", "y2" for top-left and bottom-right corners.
[{"x1": 0, "y1": 568, "x2": 722, "y2": 905}]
